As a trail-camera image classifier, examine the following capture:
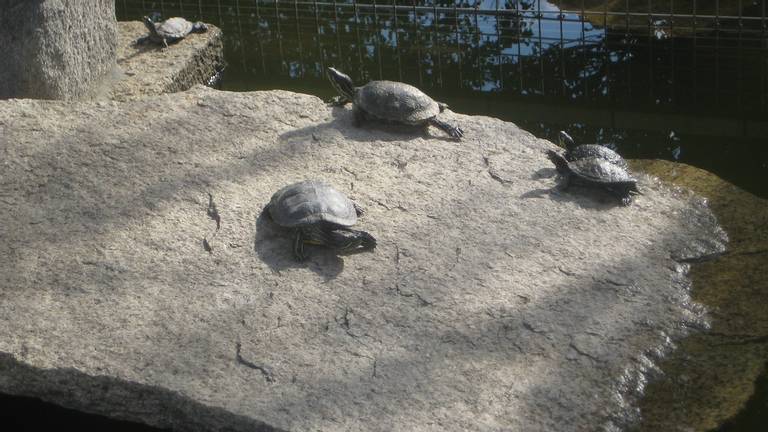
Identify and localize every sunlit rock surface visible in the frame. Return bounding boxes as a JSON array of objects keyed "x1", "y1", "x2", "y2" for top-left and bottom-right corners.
[
  {"x1": 104, "y1": 21, "x2": 223, "y2": 101},
  {"x1": 0, "y1": 87, "x2": 726, "y2": 431},
  {"x1": 0, "y1": 0, "x2": 117, "y2": 100}
]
